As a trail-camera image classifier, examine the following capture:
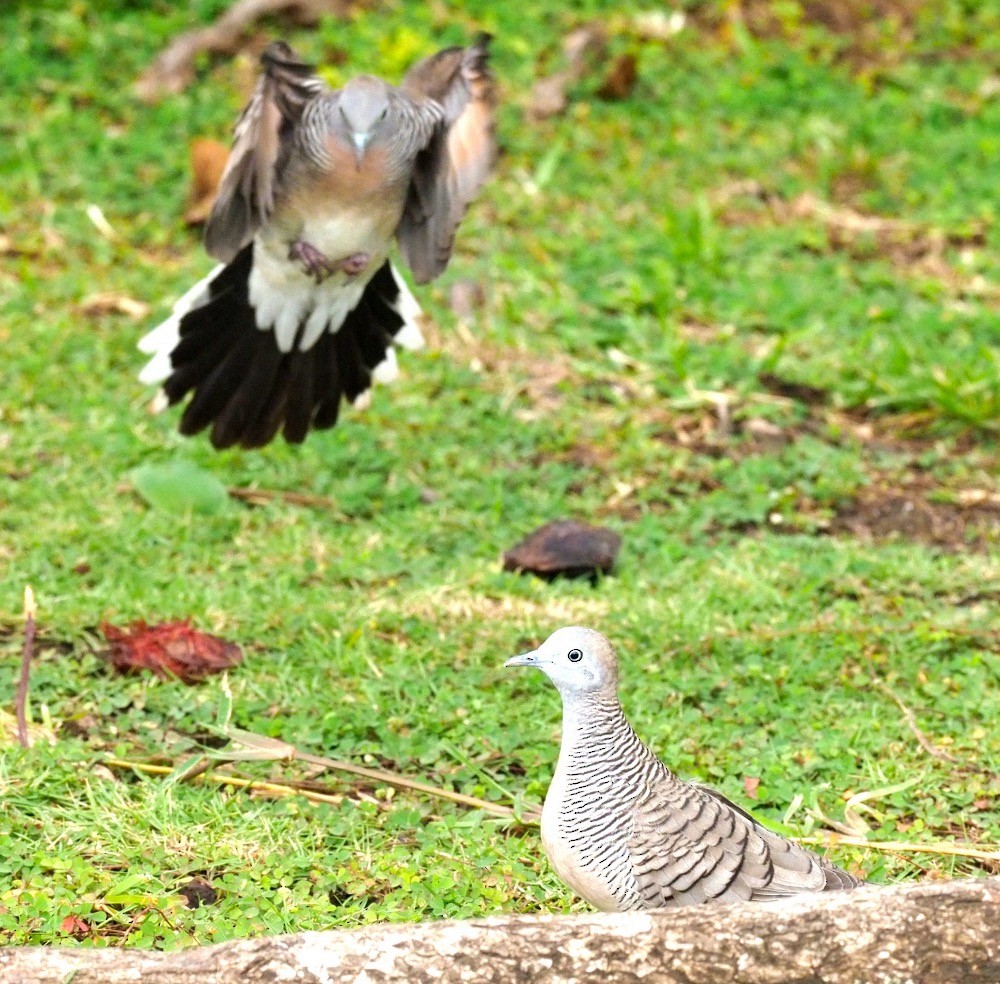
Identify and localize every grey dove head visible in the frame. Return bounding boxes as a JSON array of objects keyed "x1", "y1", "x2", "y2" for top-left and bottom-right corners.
[
  {"x1": 335, "y1": 76, "x2": 394, "y2": 166},
  {"x1": 505, "y1": 626, "x2": 619, "y2": 699}
]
